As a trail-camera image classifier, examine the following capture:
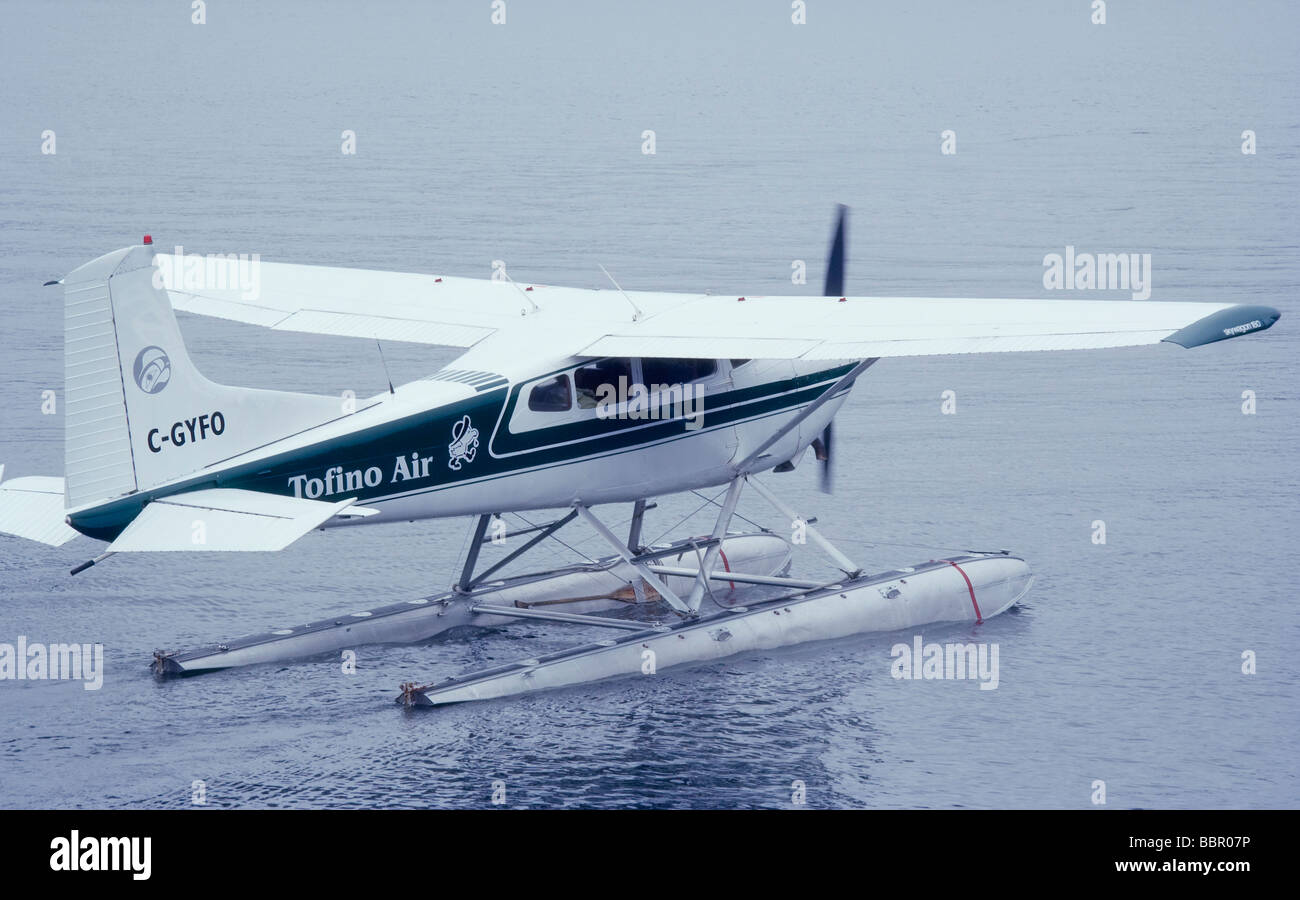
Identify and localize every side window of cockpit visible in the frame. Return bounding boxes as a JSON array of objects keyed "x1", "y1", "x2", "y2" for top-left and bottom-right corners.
[
  {"x1": 528, "y1": 373, "x2": 572, "y2": 412},
  {"x1": 641, "y1": 358, "x2": 717, "y2": 386},
  {"x1": 574, "y1": 358, "x2": 634, "y2": 409}
]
